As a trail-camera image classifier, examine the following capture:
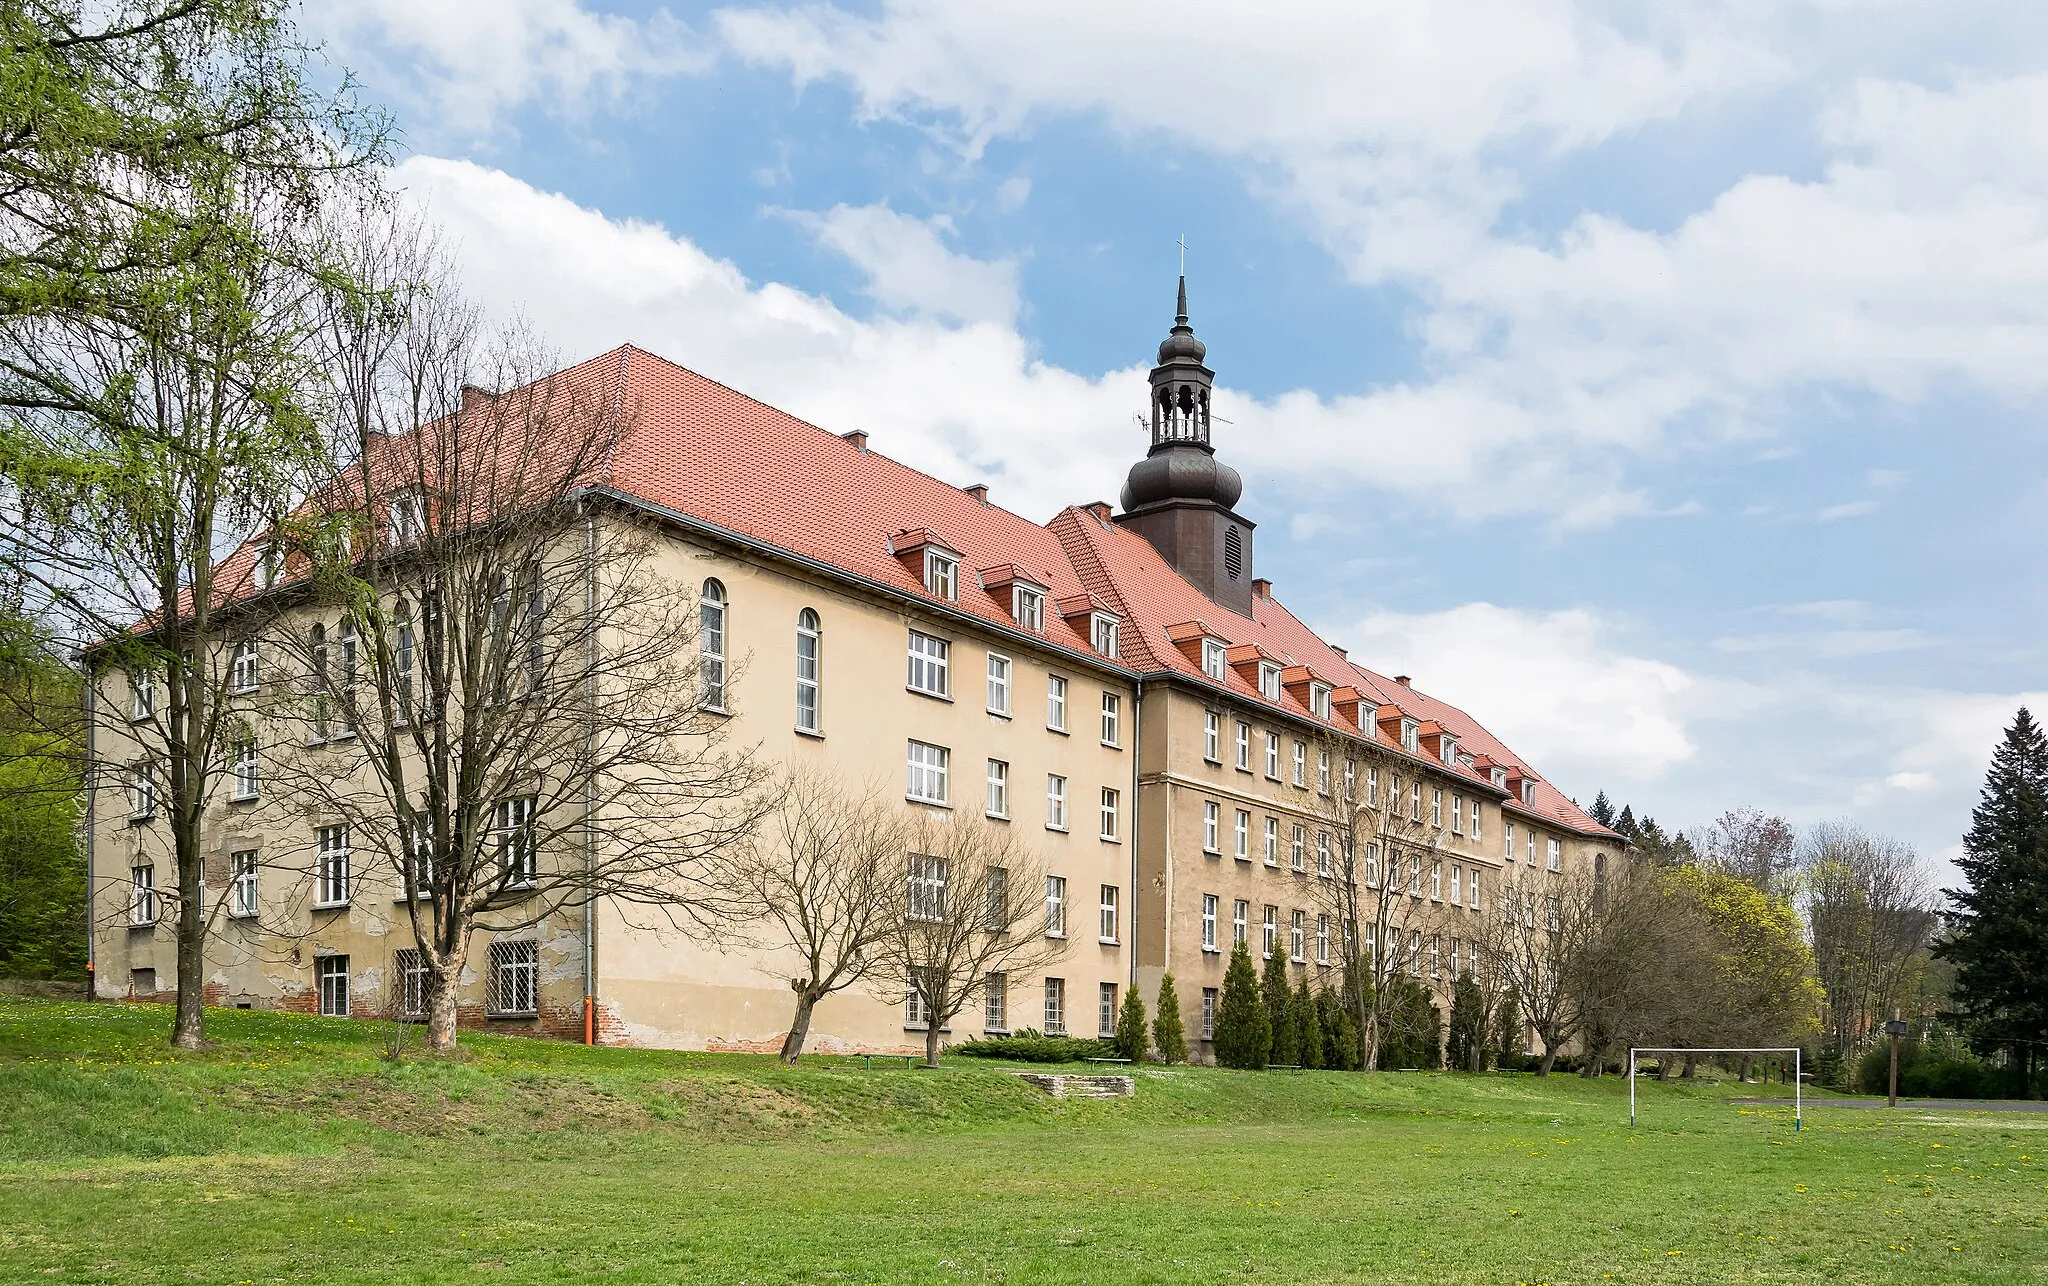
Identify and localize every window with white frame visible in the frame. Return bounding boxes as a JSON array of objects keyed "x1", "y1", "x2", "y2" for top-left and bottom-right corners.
[
  {"x1": 394, "y1": 948, "x2": 427, "y2": 1020},
  {"x1": 127, "y1": 764, "x2": 153, "y2": 821},
  {"x1": 1012, "y1": 585, "x2": 1044, "y2": 633},
  {"x1": 1431, "y1": 860, "x2": 1443, "y2": 901},
  {"x1": 315, "y1": 825, "x2": 350, "y2": 907},
  {"x1": 1045, "y1": 774, "x2": 1067, "y2": 829},
  {"x1": 1046, "y1": 674, "x2": 1067, "y2": 730},
  {"x1": 1100, "y1": 787, "x2": 1120, "y2": 841},
  {"x1": 1470, "y1": 801, "x2": 1483, "y2": 842},
  {"x1": 908, "y1": 852, "x2": 949, "y2": 921},
  {"x1": 388, "y1": 489, "x2": 425, "y2": 546},
  {"x1": 401, "y1": 819, "x2": 433, "y2": 900},
  {"x1": 229, "y1": 640, "x2": 259, "y2": 693},
  {"x1": 1430, "y1": 934, "x2": 1441, "y2": 978},
  {"x1": 1310, "y1": 682, "x2": 1332, "y2": 720},
  {"x1": 229, "y1": 850, "x2": 258, "y2": 918},
  {"x1": 1316, "y1": 914, "x2": 1330, "y2": 964},
  {"x1": 924, "y1": 549, "x2": 958, "y2": 600},
  {"x1": 1448, "y1": 936, "x2": 1461, "y2": 979},
  {"x1": 1317, "y1": 831, "x2": 1332, "y2": 878},
  {"x1": 1411, "y1": 782, "x2": 1422, "y2": 822},
  {"x1": 1343, "y1": 759, "x2": 1355, "y2": 802},
  {"x1": 335, "y1": 618, "x2": 358, "y2": 732},
  {"x1": 795, "y1": 609, "x2": 821, "y2": 733},
  {"x1": 1469, "y1": 867, "x2": 1481, "y2": 911},
  {"x1": 1263, "y1": 816, "x2": 1279, "y2": 866},
  {"x1": 986, "y1": 652, "x2": 1011, "y2": 715},
  {"x1": 1291, "y1": 740, "x2": 1306, "y2": 786},
  {"x1": 1090, "y1": 613, "x2": 1119, "y2": 657},
  {"x1": 1523, "y1": 779, "x2": 1538, "y2": 806},
  {"x1": 984, "y1": 972, "x2": 1007, "y2": 1031},
  {"x1": 1527, "y1": 829, "x2": 1537, "y2": 866},
  {"x1": 1546, "y1": 895, "x2": 1561, "y2": 933},
  {"x1": 129, "y1": 667, "x2": 154, "y2": 721},
  {"x1": 1441, "y1": 735, "x2": 1457, "y2": 767},
  {"x1": 1548, "y1": 837, "x2": 1562, "y2": 872},
  {"x1": 496, "y1": 797, "x2": 537, "y2": 889},
  {"x1": 1100, "y1": 692, "x2": 1121, "y2": 746},
  {"x1": 230, "y1": 737, "x2": 258, "y2": 801},
  {"x1": 699, "y1": 579, "x2": 727, "y2": 710},
  {"x1": 1201, "y1": 894, "x2": 1218, "y2": 950},
  {"x1": 1505, "y1": 820, "x2": 1515, "y2": 862},
  {"x1": 983, "y1": 866, "x2": 1008, "y2": 932},
  {"x1": 1201, "y1": 988, "x2": 1217, "y2": 1040},
  {"x1": 1366, "y1": 765, "x2": 1379, "y2": 807},
  {"x1": 1408, "y1": 929, "x2": 1422, "y2": 976},
  {"x1": 1452, "y1": 795, "x2": 1463, "y2": 834},
  {"x1": 1044, "y1": 876, "x2": 1066, "y2": 936},
  {"x1": 1235, "y1": 721, "x2": 1251, "y2": 770},
  {"x1": 1099, "y1": 982, "x2": 1117, "y2": 1036},
  {"x1": 393, "y1": 600, "x2": 415, "y2": 719},
  {"x1": 1467, "y1": 940, "x2": 1482, "y2": 980},
  {"x1": 1203, "y1": 711, "x2": 1221, "y2": 762},
  {"x1": 907, "y1": 630, "x2": 949, "y2": 697},
  {"x1": 1233, "y1": 899, "x2": 1248, "y2": 945},
  {"x1": 255, "y1": 539, "x2": 278, "y2": 590},
  {"x1": 1043, "y1": 978, "x2": 1066, "y2": 1034},
  {"x1": 1233, "y1": 809, "x2": 1250, "y2": 861},
  {"x1": 1409, "y1": 853, "x2": 1423, "y2": 896},
  {"x1": 1265, "y1": 733, "x2": 1281, "y2": 778},
  {"x1": 488, "y1": 939, "x2": 538, "y2": 1016},
  {"x1": 1492, "y1": 765, "x2": 1509, "y2": 789},
  {"x1": 1291, "y1": 825, "x2": 1305, "y2": 872},
  {"x1": 1203, "y1": 801, "x2": 1220, "y2": 852},
  {"x1": 316, "y1": 955, "x2": 350, "y2": 1017},
  {"x1": 1202, "y1": 637, "x2": 1228, "y2": 680},
  {"x1": 906, "y1": 969, "x2": 935, "y2": 1028},
  {"x1": 1291, "y1": 910, "x2": 1305, "y2": 962},
  {"x1": 986, "y1": 759, "x2": 1009, "y2": 818},
  {"x1": 1450, "y1": 864, "x2": 1462, "y2": 907},
  {"x1": 1262, "y1": 905, "x2": 1278, "y2": 959},
  {"x1": 1258, "y1": 662, "x2": 1281, "y2": 701},
  {"x1": 907, "y1": 740, "x2": 950, "y2": 804},
  {"x1": 1431, "y1": 788, "x2": 1443, "y2": 828},
  {"x1": 128, "y1": 865, "x2": 156, "y2": 925},
  {"x1": 1099, "y1": 884, "x2": 1119, "y2": 943},
  {"x1": 1365, "y1": 842, "x2": 1380, "y2": 888},
  {"x1": 1318, "y1": 750, "x2": 1330, "y2": 795}
]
